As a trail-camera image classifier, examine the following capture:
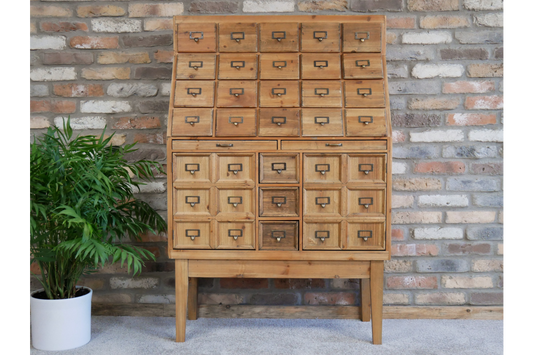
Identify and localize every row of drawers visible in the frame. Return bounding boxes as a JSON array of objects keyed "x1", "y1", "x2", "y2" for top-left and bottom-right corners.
[
  {"x1": 171, "y1": 108, "x2": 387, "y2": 137},
  {"x1": 177, "y1": 22, "x2": 382, "y2": 53},
  {"x1": 173, "y1": 80, "x2": 385, "y2": 108},
  {"x1": 177, "y1": 53, "x2": 383, "y2": 80},
  {"x1": 173, "y1": 220, "x2": 385, "y2": 250},
  {"x1": 170, "y1": 140, "x2": 386, "y2": 151}
]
